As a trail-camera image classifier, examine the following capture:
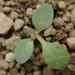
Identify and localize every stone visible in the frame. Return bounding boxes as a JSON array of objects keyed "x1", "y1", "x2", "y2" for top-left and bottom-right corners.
[
  {"x1": 71, "y1": 8, "x2": 75, "y2": 24},
  {"x1": 5, "y1": 35, "x2": 20, "y2": 50},
  {"x1": 43, "y1": 67, "x2": 55, "y2": 75},
  {"x1": 0, "y1": 70, "x2": 6, "y2": 75},
  {"x1": 10, "y1": 11, "x2": 19, "y2": 20},
  {"x1": 14, "y1": 19, "x2": 24, "y2": 31},
  {"x1": 53, "y1": 17, "x2": 64, "y2": 29},
  {"x1": 33, "y1": 71, "x2": 41, "y2": 75},
  {"x1": 44, "y1": 26, "x2": 56, "y2": 36},
  {"x1": 66, "y1": 37, "x2": 75, "y2": 49},
  {"x1": 36, "y1": 4, "x2": 41, "y2": 9},
  {"x1": 5, "y1": 52, "x2": 15, "y2": 62},
  {"x1": 2, "y1": 7, "x2": 11, "y2": 13},
  {"x1": 57, "y1": 1, "x2": 66, "y2": 9},
  {"x1": 0, "y1": 12, "x2": 13, "y2": 34},
  {"x1": 39, "y1": 0, "x2": 46, "y2": 3},
  {"x1": 0, "y1": 60, "x2": 9, "y2": 70},
  {"x1": 69, "y1": 30, "x2": 75, "y2": 37},
  {"x1": 26, "y1": 8, "x2": 33, "y2": 16}
]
